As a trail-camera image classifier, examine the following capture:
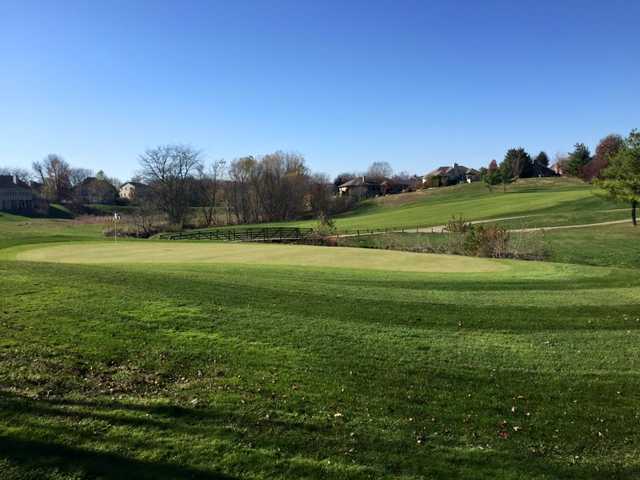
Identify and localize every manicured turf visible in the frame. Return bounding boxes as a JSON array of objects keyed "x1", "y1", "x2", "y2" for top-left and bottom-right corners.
[
  {"x1": 13, "y1": 242, "x2": 509, "y2": 273},
  {"x1": 328, "y1": 179, "x2": 615, "y2": 230},
  {"x1": 544, "y1": 222, "x2": 640, "y2": 268},
  {"x1": 0, "y1": 211, "x2": 104, "y2": 250},
  {"x1": 2, "y1": 236, "x2": 640, "y2": 479}
]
